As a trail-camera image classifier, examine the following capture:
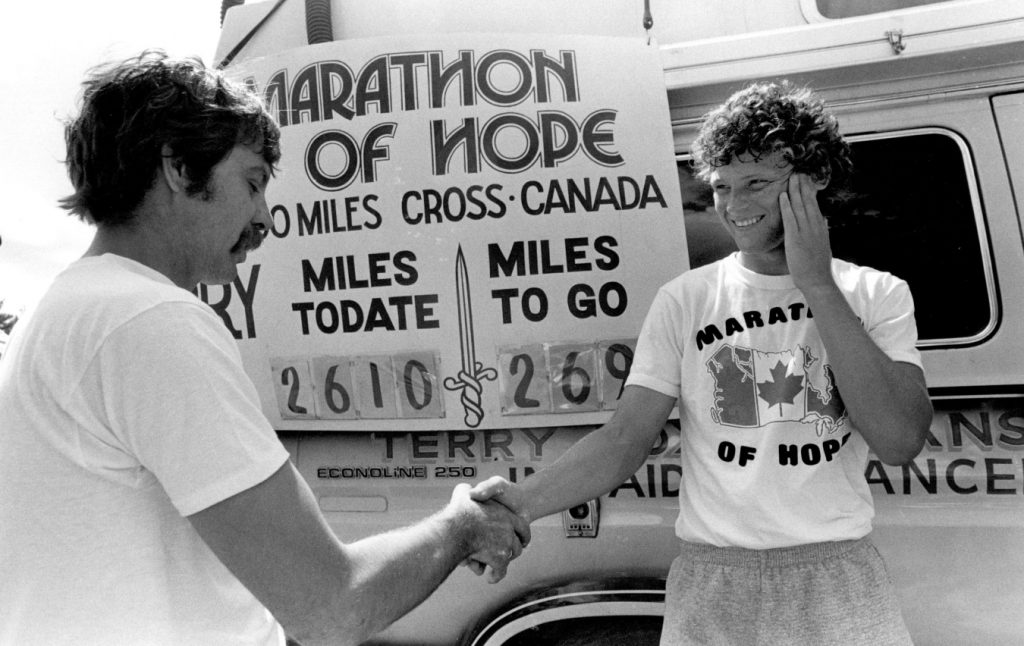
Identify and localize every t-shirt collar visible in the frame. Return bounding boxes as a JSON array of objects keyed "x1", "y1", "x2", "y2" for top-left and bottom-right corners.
[{"x1": 724, "y1": 252, "x2": 796, "y2": 291}]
